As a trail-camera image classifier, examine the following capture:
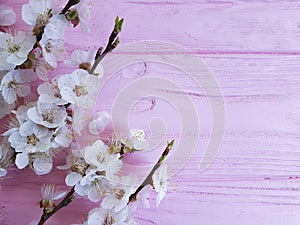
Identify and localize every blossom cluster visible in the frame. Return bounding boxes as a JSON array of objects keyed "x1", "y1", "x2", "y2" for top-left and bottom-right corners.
[{"x1": 0, "y1": 1, "x2": 170, "y2": 224}]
